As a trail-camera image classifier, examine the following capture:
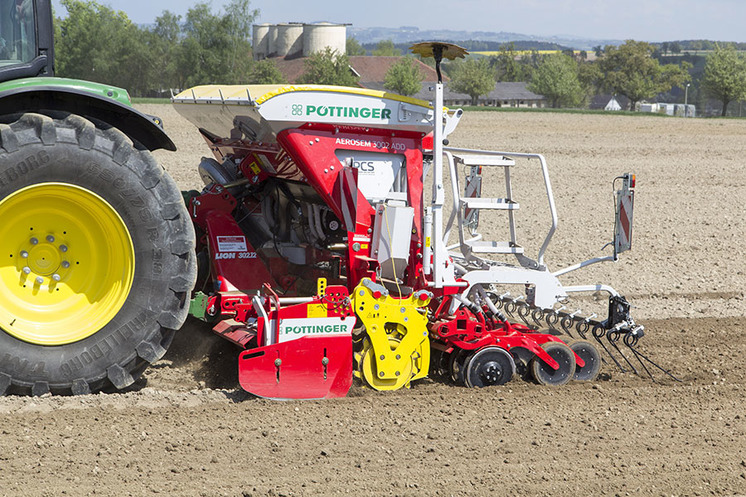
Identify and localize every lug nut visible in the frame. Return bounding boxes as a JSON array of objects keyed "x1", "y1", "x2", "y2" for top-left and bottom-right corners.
[
  {"x1": 30, "y1": 237, "x2": 38, "y2": 245},
  {"x1": 59, "y1": 245, "x2": 68, "y2": 253},
  {"x1": 20, "y1": 251, "x2": 28, "y2": 258},
  {"x1": 46, "y1": 235, "x2": 55, "y2": 243},
  {"x1": 35, "y1": 276, "x2": 44, "y2": 285},
  {"x1": 52, "y1": 274, "x2": 61, "y2": 282},
  {"x1": 61, "y1": 261, "x2": 70, "y2": 269},
  {"x1": 22, "y1": 266, "x2": 31, "y2": 274}
]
